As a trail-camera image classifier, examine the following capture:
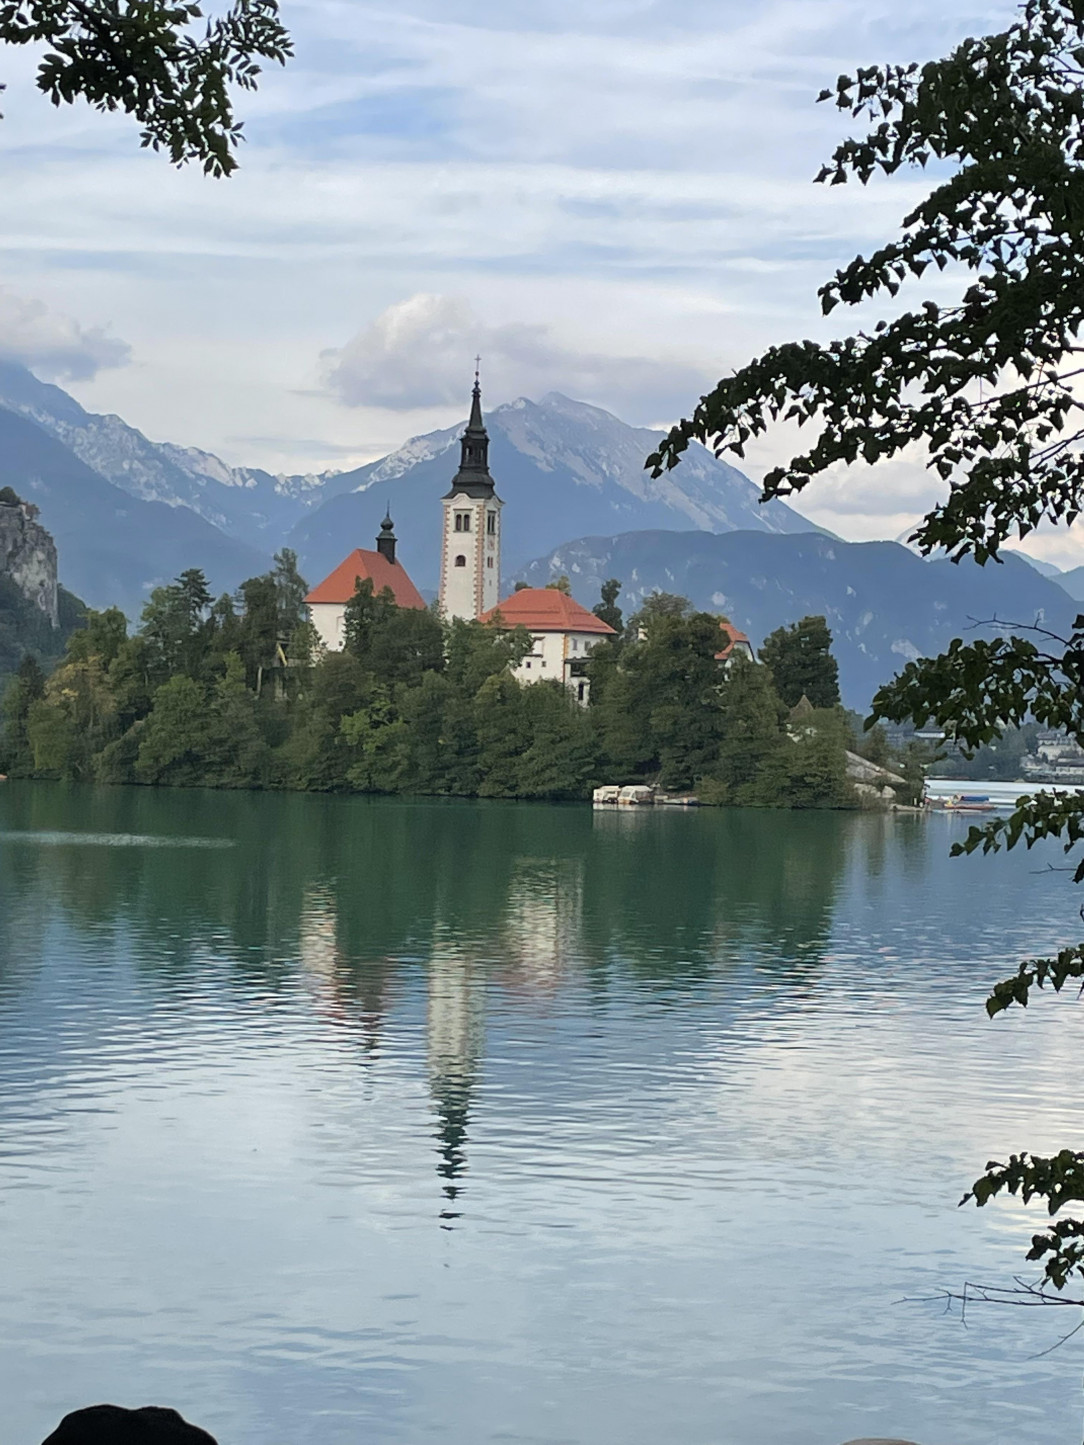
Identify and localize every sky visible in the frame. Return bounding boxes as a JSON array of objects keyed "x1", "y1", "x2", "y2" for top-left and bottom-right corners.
[{"x1": 3, "y1": 0, "x2": 1070, "y2": 559}]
